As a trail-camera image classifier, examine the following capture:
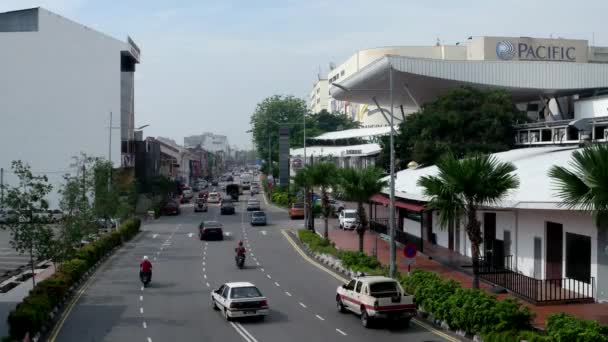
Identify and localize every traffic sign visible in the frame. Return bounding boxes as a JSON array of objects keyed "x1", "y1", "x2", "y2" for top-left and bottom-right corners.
[
  {"x1": 404, "y1": 258, "x2": 416, "y2": 265},
  {"x1": 403, "y1": 243, "x2": 417, "y2": 258}
]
